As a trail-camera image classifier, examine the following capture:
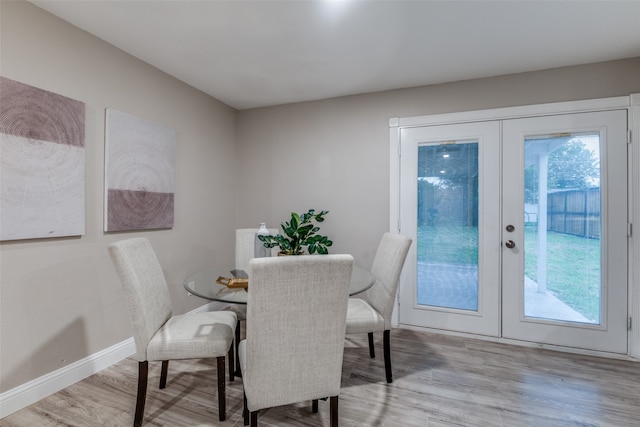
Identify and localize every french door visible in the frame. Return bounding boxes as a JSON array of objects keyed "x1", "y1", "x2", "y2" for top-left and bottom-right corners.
[
  {"x1": 397, "y1": 109, "x2": 629, "y2": 353},
  {"x1": 398, "y1": 121, "x2": 501, "y2": 336}
]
